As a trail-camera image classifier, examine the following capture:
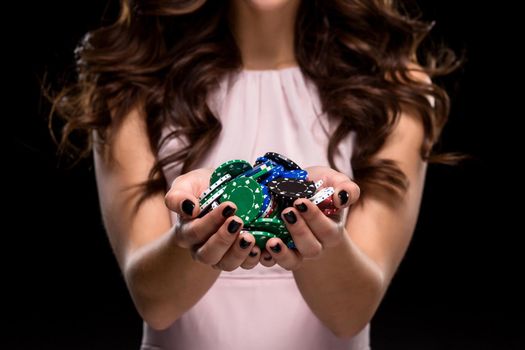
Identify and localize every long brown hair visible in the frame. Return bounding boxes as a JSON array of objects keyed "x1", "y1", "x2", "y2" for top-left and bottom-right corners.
[{"x1": 52, "y1": 0, "x2": 459, "y2": 204}]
